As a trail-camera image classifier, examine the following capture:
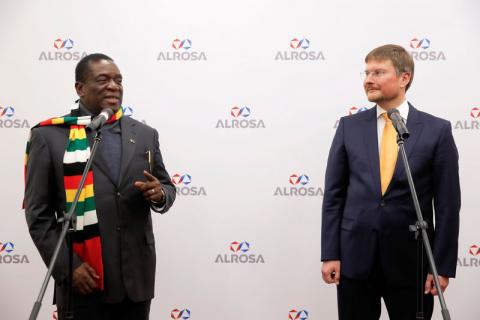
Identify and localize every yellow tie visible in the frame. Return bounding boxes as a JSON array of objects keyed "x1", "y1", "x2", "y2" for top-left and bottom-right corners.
[{"x1": 380, "y1": 112, "x2": 398, "y2": 195}]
